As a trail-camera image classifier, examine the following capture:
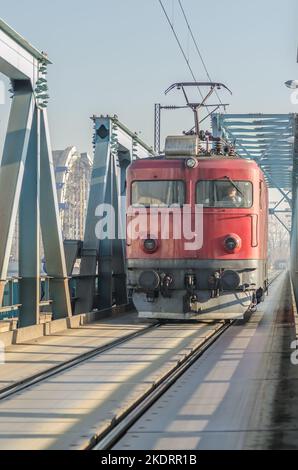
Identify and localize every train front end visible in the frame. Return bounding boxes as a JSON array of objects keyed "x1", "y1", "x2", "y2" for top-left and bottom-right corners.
[{"x1": 126, "y1": 135, "x2": 268, "y2": 320}]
